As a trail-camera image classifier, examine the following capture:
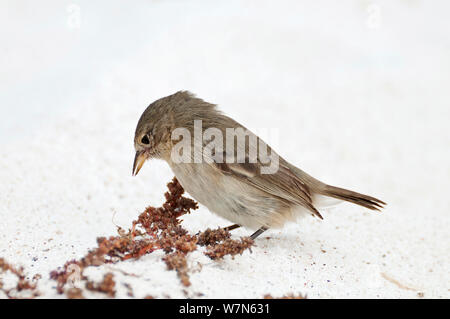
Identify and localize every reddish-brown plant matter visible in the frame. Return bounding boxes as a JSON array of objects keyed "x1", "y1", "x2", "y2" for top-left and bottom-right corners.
[
  {"x1": 66, "y1": 288, "x2": 85, "y2": 299},
  {"x1": 0, "y1": 258, "x2": 40, "y2": 299},
  {"x1": 163, "y1": 251, "x2": 191, "y2": 287},
  {"x1": 50, "y1": 178, "x2": 200, "y2": 292},
  {"x1": 50, "y1": 177, "x2": 255, "y2": 296},
  {"x1": 85, "y1": 273, "x2": 116, "y2": 297},
  {"x1": 197, "y1": 227, "x2": 231, "y2": 246},
  {"x1": 204, "y1": 237, "x2": 254, "y2": 260}
]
